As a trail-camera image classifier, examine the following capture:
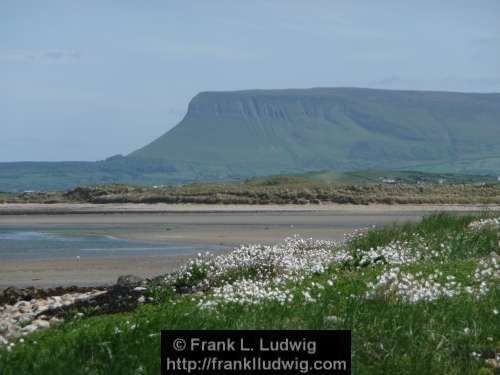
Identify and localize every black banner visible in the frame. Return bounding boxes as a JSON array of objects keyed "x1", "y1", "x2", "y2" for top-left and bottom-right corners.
[{"x1": 162, "y1": 330, "x2": 351, "y2": 374}]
